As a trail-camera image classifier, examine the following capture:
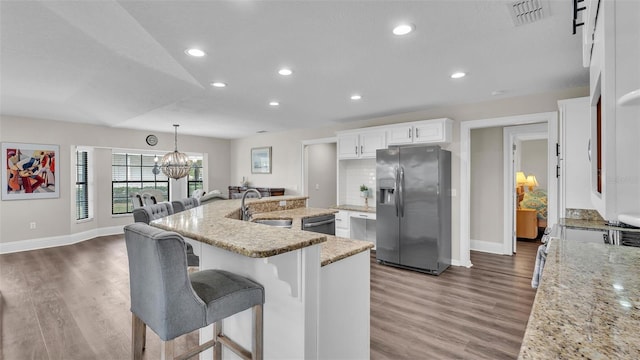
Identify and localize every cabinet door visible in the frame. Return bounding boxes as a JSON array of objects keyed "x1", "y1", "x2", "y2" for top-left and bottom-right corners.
[
  {"x1": 335, "y1": 210, "x2": 350, "y2": 230},
  {"x1": 413, "y1": 122, "x2": 444, "y2": 143},
  {"x1": 386, "y1": 125, "x2": 413, "y2": 145},
  {"x1": 337, "y1": 134, "x2": 359, "y2": 159},
  {"x1": 359, "y1": 131, "x2": 386, "y2": 158}
]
